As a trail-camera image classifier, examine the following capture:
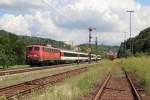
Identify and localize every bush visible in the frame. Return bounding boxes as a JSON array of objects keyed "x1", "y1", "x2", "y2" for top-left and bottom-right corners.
[
  {"x1": 121, "y1": 57, "x2": 150, "y2": 95},
  {"x1": 0, "y1": 47, "x2": 15, "y2": 68}
]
